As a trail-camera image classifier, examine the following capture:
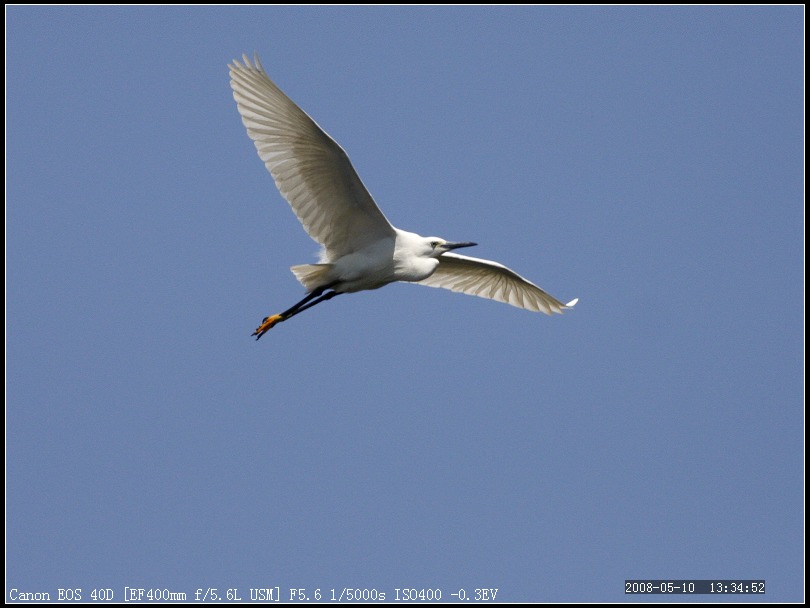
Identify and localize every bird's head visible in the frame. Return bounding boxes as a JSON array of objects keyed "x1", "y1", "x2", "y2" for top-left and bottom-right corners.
[{"x1": 424, "y1": 237, "x2": 478, "y2": 258}]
